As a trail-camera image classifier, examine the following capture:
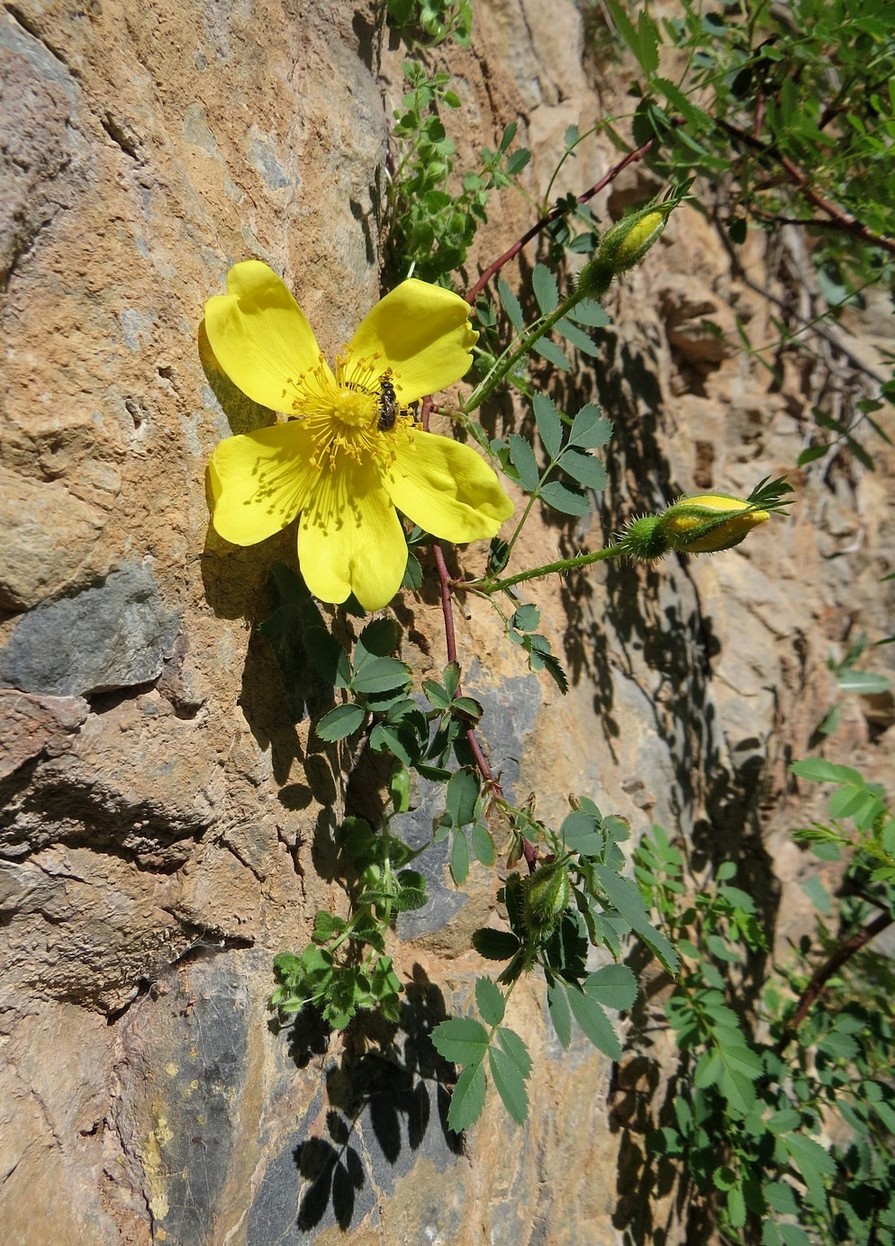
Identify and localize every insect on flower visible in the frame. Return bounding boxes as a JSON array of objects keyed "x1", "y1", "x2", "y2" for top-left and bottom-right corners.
[{"x1": 377, "y1": 372, "x2": 398, "y2": 432}]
